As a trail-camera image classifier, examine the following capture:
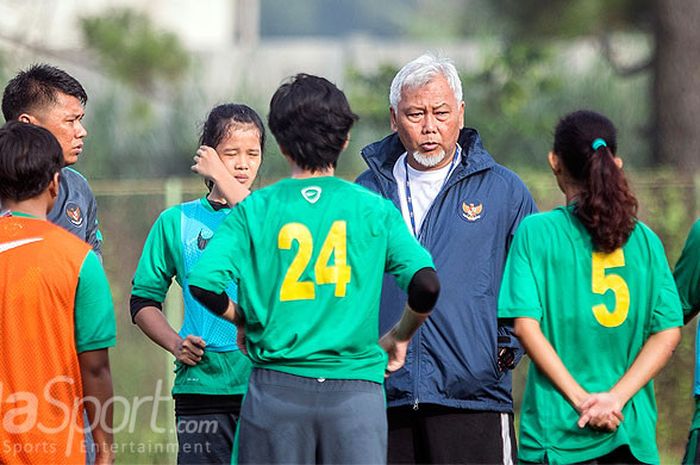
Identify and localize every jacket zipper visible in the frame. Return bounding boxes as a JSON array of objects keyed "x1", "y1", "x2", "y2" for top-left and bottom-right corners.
[
  {"x1": 413, "y1": 306, "x2": 422, "y2": 411},
  {"x1": 409, "y1": 169, "x2": 456, "y2": 414}
]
